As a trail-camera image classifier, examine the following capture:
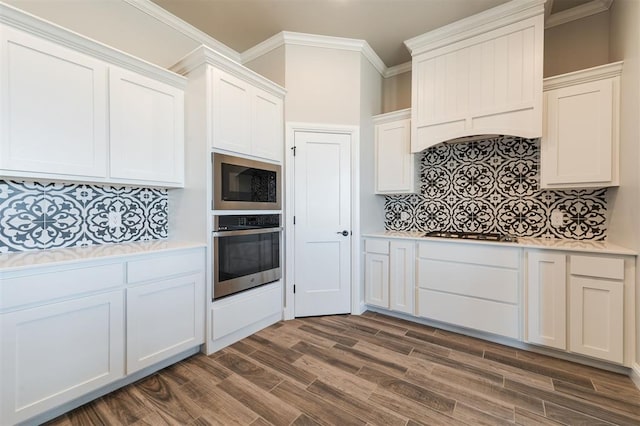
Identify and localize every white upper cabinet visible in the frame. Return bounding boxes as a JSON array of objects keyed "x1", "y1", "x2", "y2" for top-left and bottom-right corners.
[
  {"x1": 405, "y1": 0, "x2": 544, "y2": 151},
  {"x1": 210, "y1": 67, "x2": 284, "y2": 162},
  {"x1": 0, "y1": 25, "x2": 108, "y2": 179},
  {"x1": 541, "y1": 62, "x2": 622, "y2": 189},
  {"x1": 373, "y1": 109, "x2": 416, "y2": 194},
  {"x1": 0, "y1": 4, "x2": 186, "y2": 187},
  {"x1": 109, "y1": 67, "x2": 185, "y2": 186}
]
